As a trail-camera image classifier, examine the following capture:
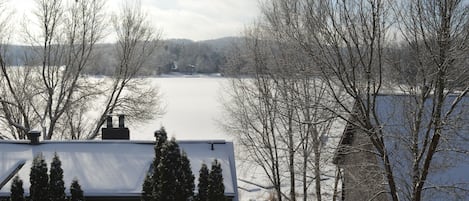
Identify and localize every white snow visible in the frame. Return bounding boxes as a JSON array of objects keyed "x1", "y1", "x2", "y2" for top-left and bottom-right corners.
[
  {"x1": 0, "y1": 140, "x2": 238, "y2": 198},
  {"x1": 128, "y1": 77, "x2": 231, "y2": 141}
]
